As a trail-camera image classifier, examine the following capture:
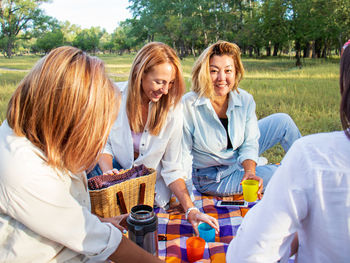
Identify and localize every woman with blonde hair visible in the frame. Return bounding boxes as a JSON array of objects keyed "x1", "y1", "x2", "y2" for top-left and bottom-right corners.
[
  {"x1": 0, "y1": 46, "x2": 162, "y2": 262},
  {"x1": 93, "y1": 42, "x2": 219, "y2": 235},
  {"x1": 182, "y1": 40, "x2": 301, "y2": 197}
]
